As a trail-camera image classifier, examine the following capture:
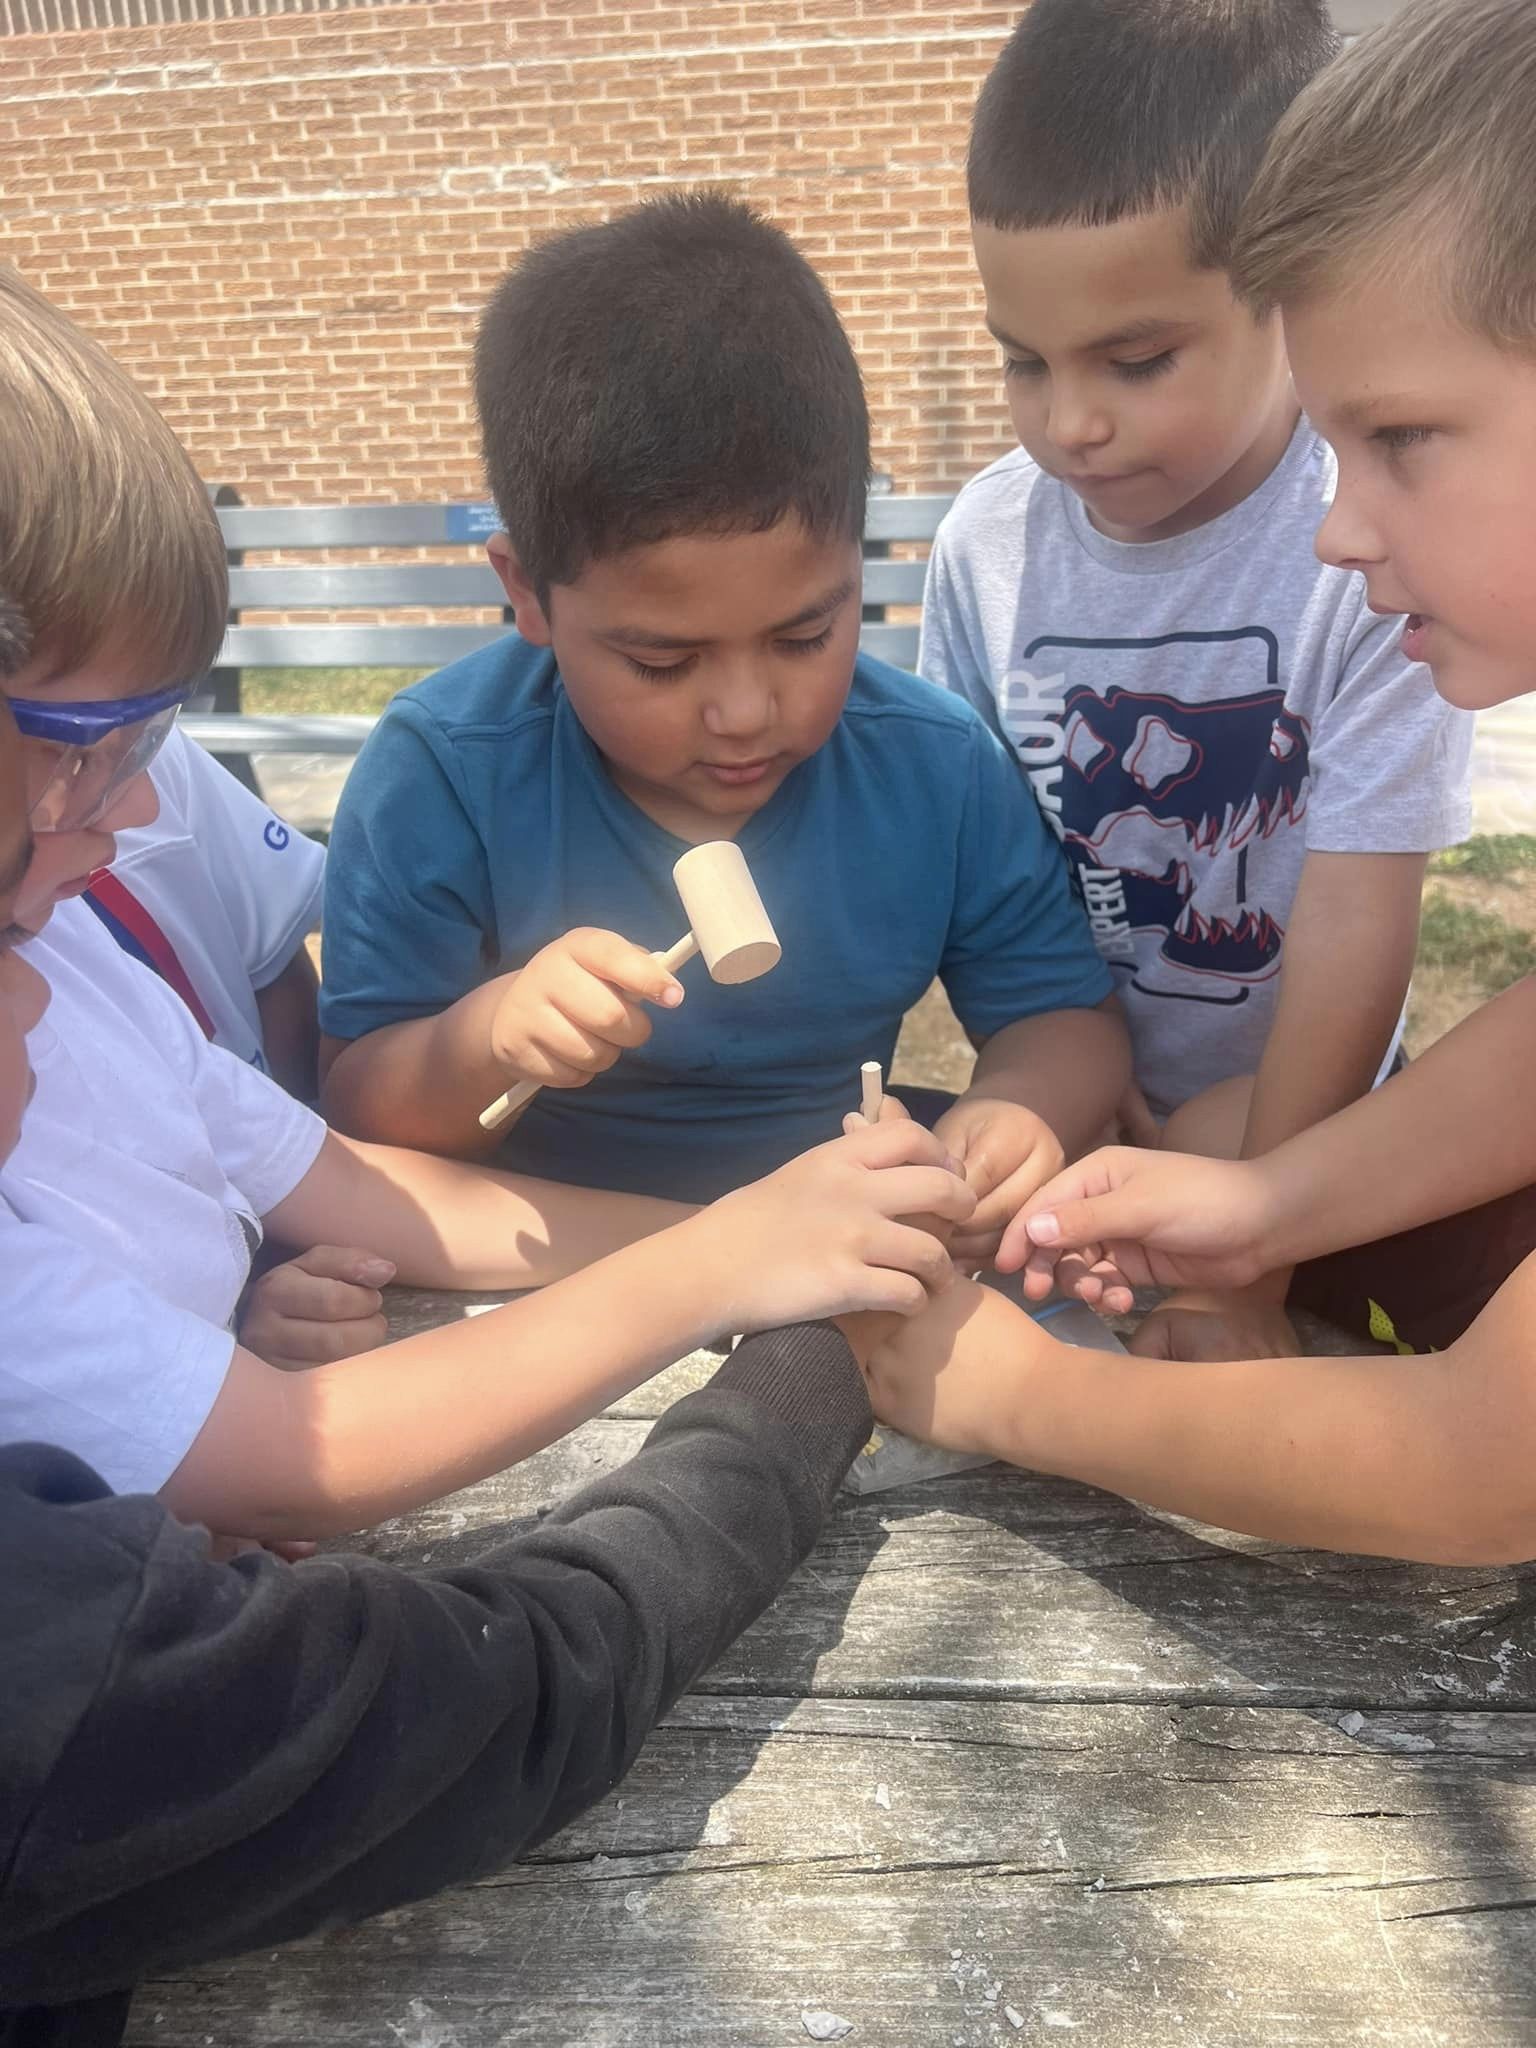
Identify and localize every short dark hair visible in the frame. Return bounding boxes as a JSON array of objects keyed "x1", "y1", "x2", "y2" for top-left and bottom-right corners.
[
  {"x1": 968, "y1": 0, "x2": 1340, "y2": 271},
  {"x1": 475, "y1": 192, "x2": 869, "y2": 596}
]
